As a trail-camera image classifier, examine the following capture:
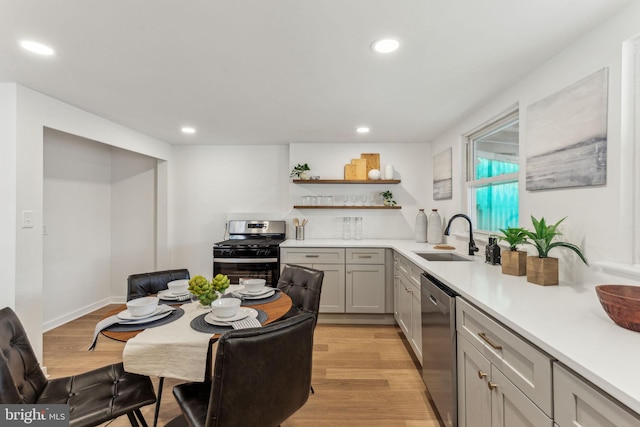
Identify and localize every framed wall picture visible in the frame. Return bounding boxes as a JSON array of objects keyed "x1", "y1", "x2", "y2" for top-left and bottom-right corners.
[{"x1": 526, "y1": 68, "x2": 608, "y2": 191}]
